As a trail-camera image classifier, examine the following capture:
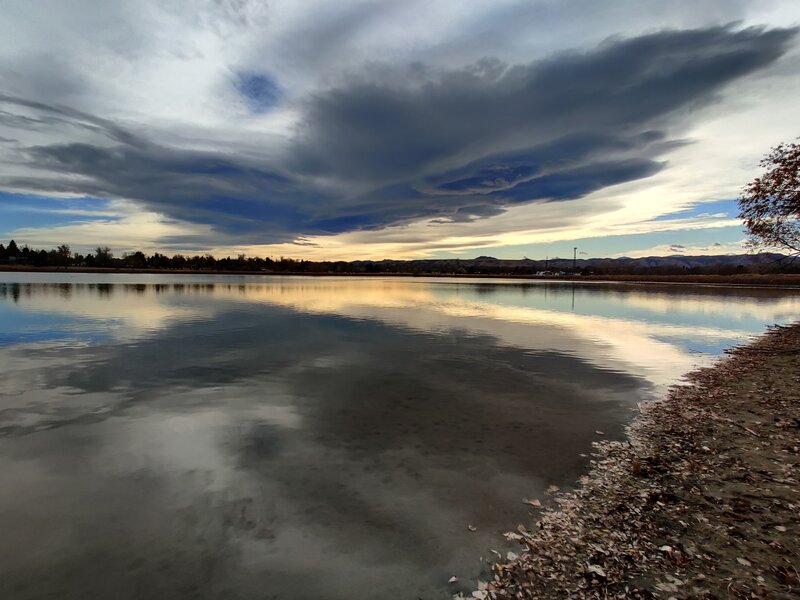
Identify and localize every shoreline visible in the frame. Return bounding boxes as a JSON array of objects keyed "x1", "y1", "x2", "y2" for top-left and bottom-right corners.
[
  {"x1": 474, "y1": 323, "x2": 800, "y2": 599},
  {"x1": 1, "y1": 266, "x2": 800, "y2": 288}
]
